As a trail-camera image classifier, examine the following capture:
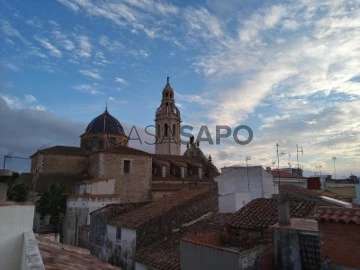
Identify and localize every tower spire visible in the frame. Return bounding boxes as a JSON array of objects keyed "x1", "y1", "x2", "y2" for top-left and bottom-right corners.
[{"x1": 167, "y1": 76, "x2": 169, "y2": 84}]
